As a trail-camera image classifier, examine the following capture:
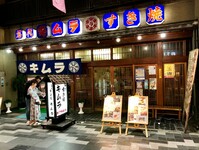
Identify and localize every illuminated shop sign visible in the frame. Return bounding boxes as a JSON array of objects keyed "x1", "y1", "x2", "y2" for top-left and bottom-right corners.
[
  {"x1": 55, "y1": 84, "x2": 68, "y2": 116},
  {"x1": 37, "y1": 24, "x2": 51, "y2": 38},
  {"x1": 47, "y1": 82, "x2": 55, "y2": 117},
  {"x1": 15, "y1": 29, "x2": 26, "y2": 40},
  {"x1": 51, "y1": 21, "x2": 66, "y2": 37},
  {"x1": 26, "y1": 28, "x2": 37, "y2": 39},
  {"x1": 103, "y1": 12, "x2": 119, "y2": 31},
  {"x1": 123, "y1": 9, "x2": 141, "y2": 28},
  {"x1": 14, "y1": 4, "x2": 165, "y2": 40},
  {"x1": 67, "y1": 18, "x2": 82, "y2": 35},
  {"x1": 84, "y1": 16, "x2": 100, "y2": 32},
  {"x1": 146, "y1": 4, "x2": 164, "y2": 25},
  {"x1": 17, "y1": 58, "x2": 82, "y2": 75}
]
